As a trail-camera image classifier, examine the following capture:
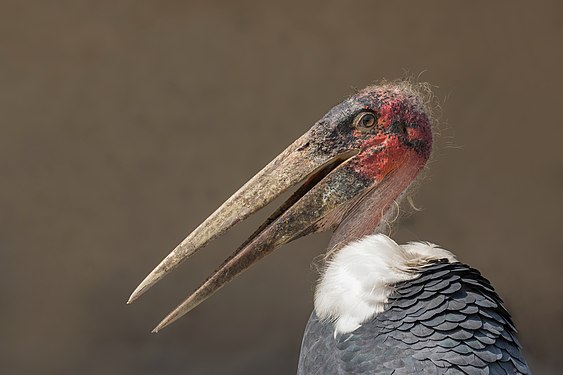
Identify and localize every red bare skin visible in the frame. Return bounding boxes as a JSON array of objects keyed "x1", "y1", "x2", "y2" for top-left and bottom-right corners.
[{"x1": 351, "y1": 90, "x2": 432, "y2": 183}]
